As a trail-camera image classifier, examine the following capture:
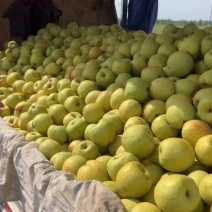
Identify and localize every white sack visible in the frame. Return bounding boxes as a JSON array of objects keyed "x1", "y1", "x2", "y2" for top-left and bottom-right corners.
[{"x1": 0, "y1": 118, "x2": 125, "y2": 212}]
